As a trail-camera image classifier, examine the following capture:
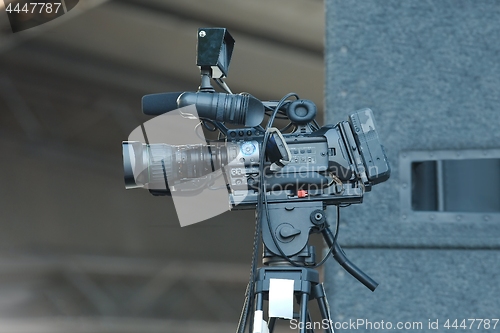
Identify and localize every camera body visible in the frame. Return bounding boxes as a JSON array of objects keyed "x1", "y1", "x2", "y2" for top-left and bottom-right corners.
[
  {"x1": 219, "y1": 107, "x2": 389, "y2": 209},
  {"x1": 133, "y1": 106, "x2": 390, "y2": 210}
]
